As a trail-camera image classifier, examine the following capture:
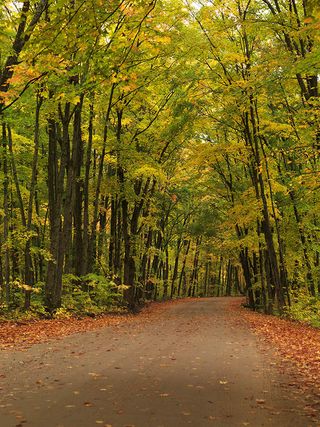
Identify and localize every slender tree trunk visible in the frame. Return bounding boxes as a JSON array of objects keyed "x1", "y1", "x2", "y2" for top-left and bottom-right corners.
[
  {"x1": 2, "y1": 124, "x2": 10, "y2": 305},
  {"x1": 7, "y1": 124, "x2": 34, "y2": 308},
  {"x1": 225, "y1": 260, "x2": 232, "y2": 297},
  {"x1": 82, "y1": 102, "x2": 94, "y2": 275},
  {"x1": 163, "y1": 248, "x2": 169, "y2": 299},
  {"x1": 140, "y1": 228, "x2": 153, "y2": 291},
  {"x1": 90, "y1": 85, "x2": 115, "y2": 267},
  {"x1": 178, "y1": 240, "x2": 190, "y2": 297},
  {"x1": 170, "y1": 238, "x2": 182, "y2": 298},
  {"x1": 245, "y1": 100, "x2": 284, "y2": 310},
  {"x1": 24, "y1": 95, "x2": 43, "y2": 308},
  {"x1": 72, "y1": 97, "x2": 84, "y2": 276},
  {"x1": 152, "y1": 231, "x2": 163, "y2": 278},
  {"x1": 109, "y1": 196, "x2": 117, "y2": 275},
  {"x1": 45, "y1": 110, "x2": 70, "y2": 312},
  {"x1": 61, "y1": 104, "x2": 73, "y2": 275},
  {"x1": 98, "y1": 196, "x2": 108, "y2": 262},
  {"x1": 7, "y1": 126, "x2": 26, "y2": 226},
  {"x1": 189, "y1": 237, "x2": 201, "y2": 297}
]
